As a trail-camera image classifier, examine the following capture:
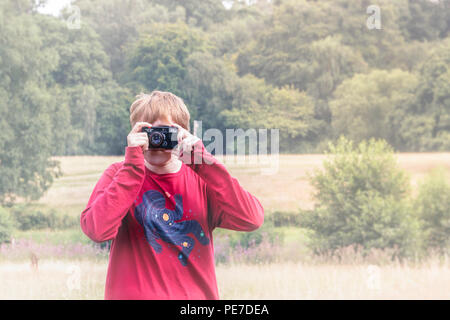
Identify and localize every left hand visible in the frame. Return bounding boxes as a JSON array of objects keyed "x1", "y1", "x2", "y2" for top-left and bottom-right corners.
[{"x1": 171, "y1": 123, "x2": 201, "y2": 158}]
